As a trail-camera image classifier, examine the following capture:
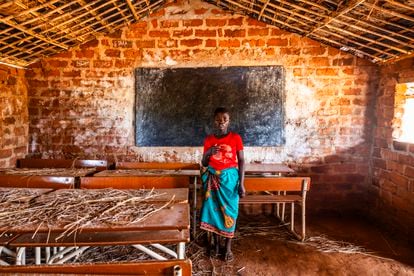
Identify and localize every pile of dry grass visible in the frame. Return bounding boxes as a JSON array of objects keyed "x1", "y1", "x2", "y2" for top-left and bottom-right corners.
[{"x1": 0, "y1": 188, "x2": 171, "y2": 241}]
